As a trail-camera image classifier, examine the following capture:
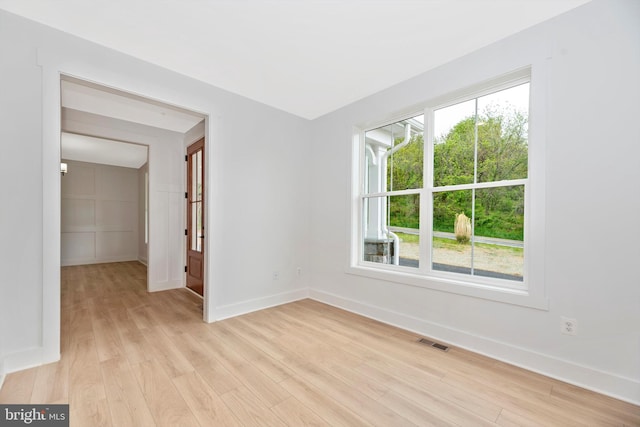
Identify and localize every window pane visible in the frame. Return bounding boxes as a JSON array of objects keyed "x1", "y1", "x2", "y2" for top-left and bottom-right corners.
[
  {"x1": 433, "y1": 100, "x2": 475, "y2": 187},
  {"x1": 390, "y1": 194, "x2": 420, "y2": 268},
  {"x1": 474, "y1": 186, "x2": 524, "y2": 281},
  {"x1": 362, "y1": 194, "x2": 419, "y2": 268},
  {"x1": 432, "y1": 189, "x2": 472, "y2": 273},
  {"x1": 364, "y1": 115, "x2": 424, "y2": 193},
  {"x1": 196, "y1": 150, "x2": 203, "y2": 200},
  {"x1": 477, "y1": 83, "x2": 529, "y2": 182},
  {"x1": 191, "y1": 201, "x2": 199, "y2": 251},
  {"x1": 196, "y1": 201, "x2": 203, "y2": 252},
  {"x1": 190, "y1": 201, "x2": 204, "y2": 252},
  {"x1": 191, "y1": 152, "x2": 198, "y2": 201}
]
